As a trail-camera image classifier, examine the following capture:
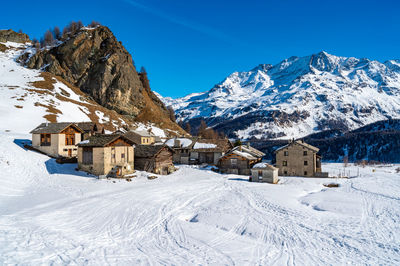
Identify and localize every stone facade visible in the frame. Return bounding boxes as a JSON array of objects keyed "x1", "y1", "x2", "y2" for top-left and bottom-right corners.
[
  {"x1": 78, "y1": 145, "x2": 134, "y2": 177},
  {"x1": 275, "y1": 140, "x2": 322, "y2": 177},
  {"x1": 77, "y1": 135, "x2": 135, "y2": 177},
  {"x1": 251, "y1": 165, "x2": 279, "y2": 184}
]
